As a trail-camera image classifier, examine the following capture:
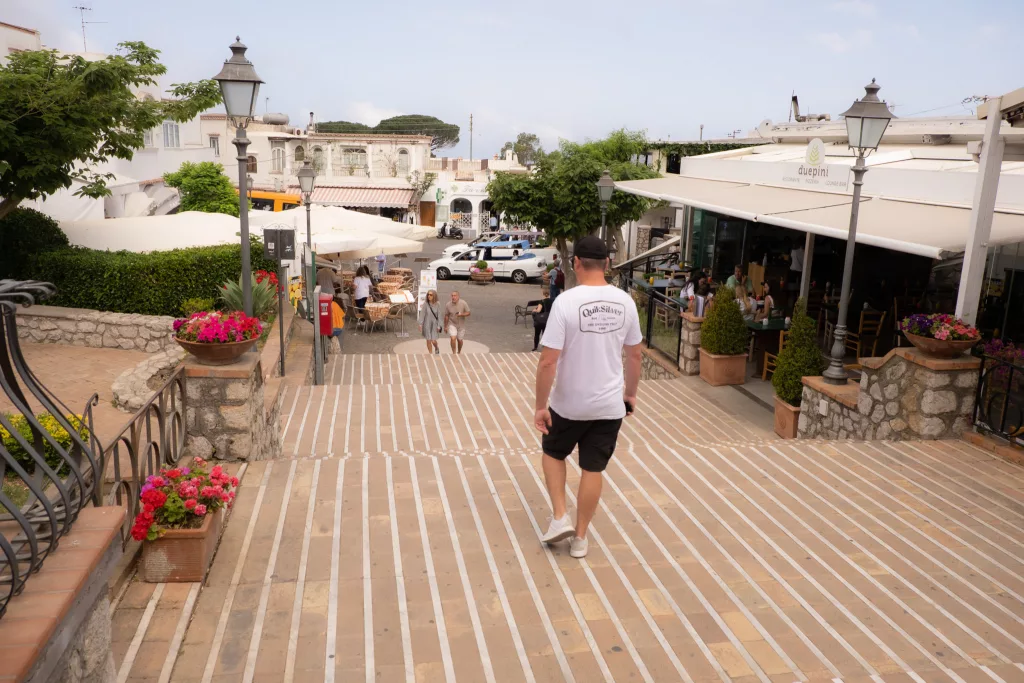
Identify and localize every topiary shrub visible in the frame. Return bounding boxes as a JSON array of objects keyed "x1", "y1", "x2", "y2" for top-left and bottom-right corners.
[
  {"x1": 0, "y1": 208, "x2": 70, "y2": 279},
  {"x1": 700, "y1": 295, "x2": 748, "y2": 355},
  {"x1": 772, "y1": 298, "x2": 825, "y2": 406}
]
